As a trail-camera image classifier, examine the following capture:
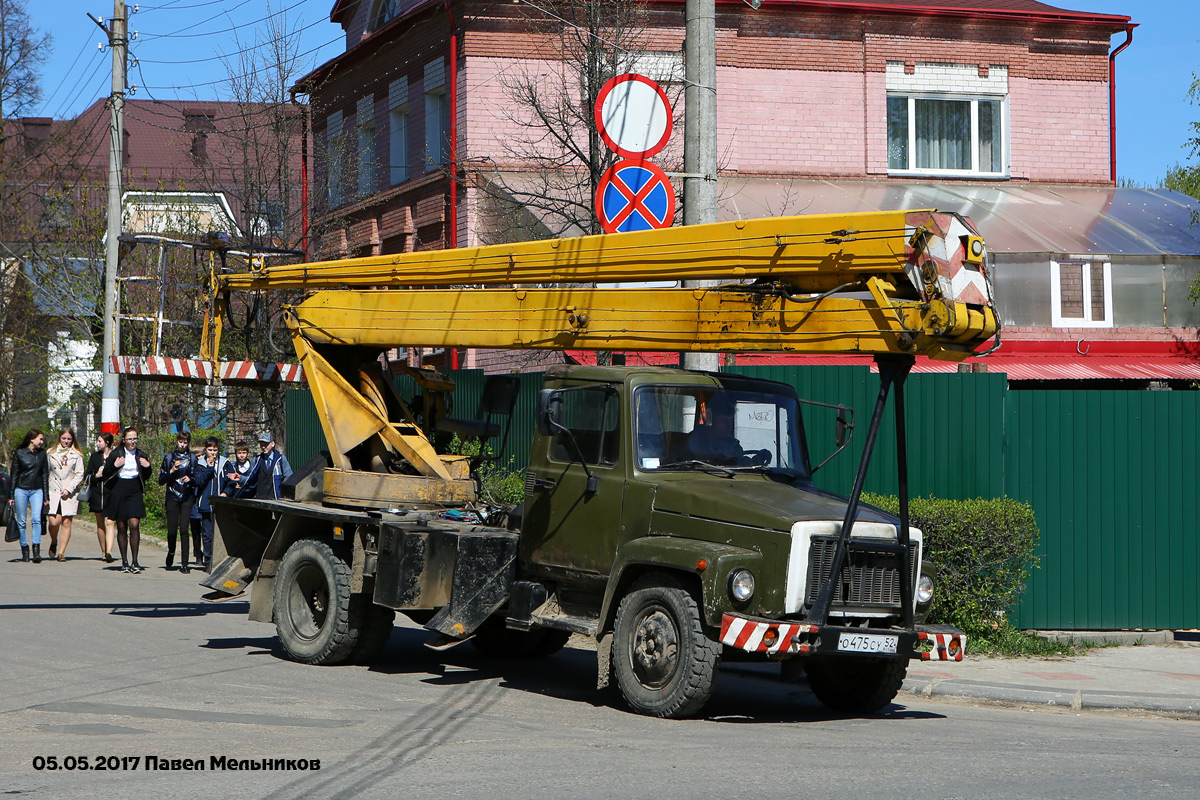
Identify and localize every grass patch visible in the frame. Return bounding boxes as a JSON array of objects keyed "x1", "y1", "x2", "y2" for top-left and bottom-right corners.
[{"x1": 969, "y1": 624, "x2": 1091, "y2": 657}]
